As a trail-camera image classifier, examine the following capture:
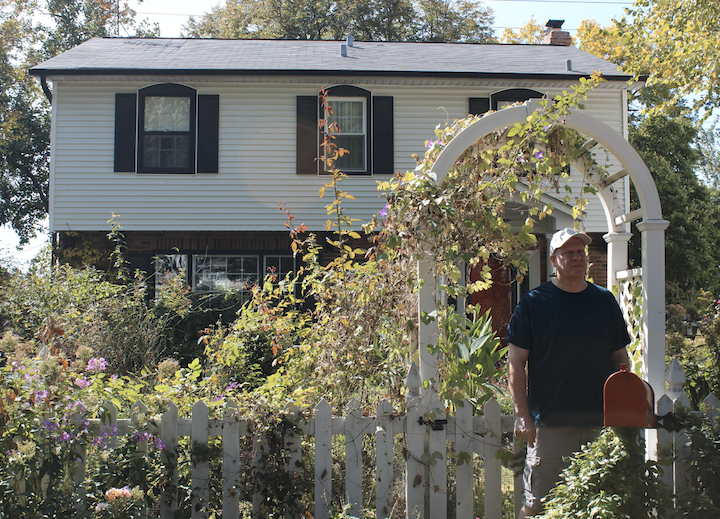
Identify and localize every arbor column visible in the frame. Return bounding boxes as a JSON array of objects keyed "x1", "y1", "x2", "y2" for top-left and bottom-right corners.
[
  {"x1": 417, "y1": 258, "x2": 439, "y2": 404},
  {"x1": 603, "y1": 231, "x2": 633, "y2": 287},
  {"x1": 636, "y1": 220, "x2": 669, "y2": 399}
]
